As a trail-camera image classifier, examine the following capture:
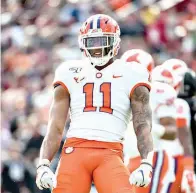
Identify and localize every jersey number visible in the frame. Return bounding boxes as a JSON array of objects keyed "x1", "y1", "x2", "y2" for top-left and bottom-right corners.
[{"x1": 83, "y1": 83, "x2": 113, "y2": 114}]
